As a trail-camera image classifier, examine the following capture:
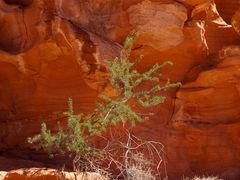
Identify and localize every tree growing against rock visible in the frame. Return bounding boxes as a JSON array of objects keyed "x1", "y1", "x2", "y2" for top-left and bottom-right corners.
[{"x1": 28, "y1": 31, "x2": 181, "y2": 179}]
